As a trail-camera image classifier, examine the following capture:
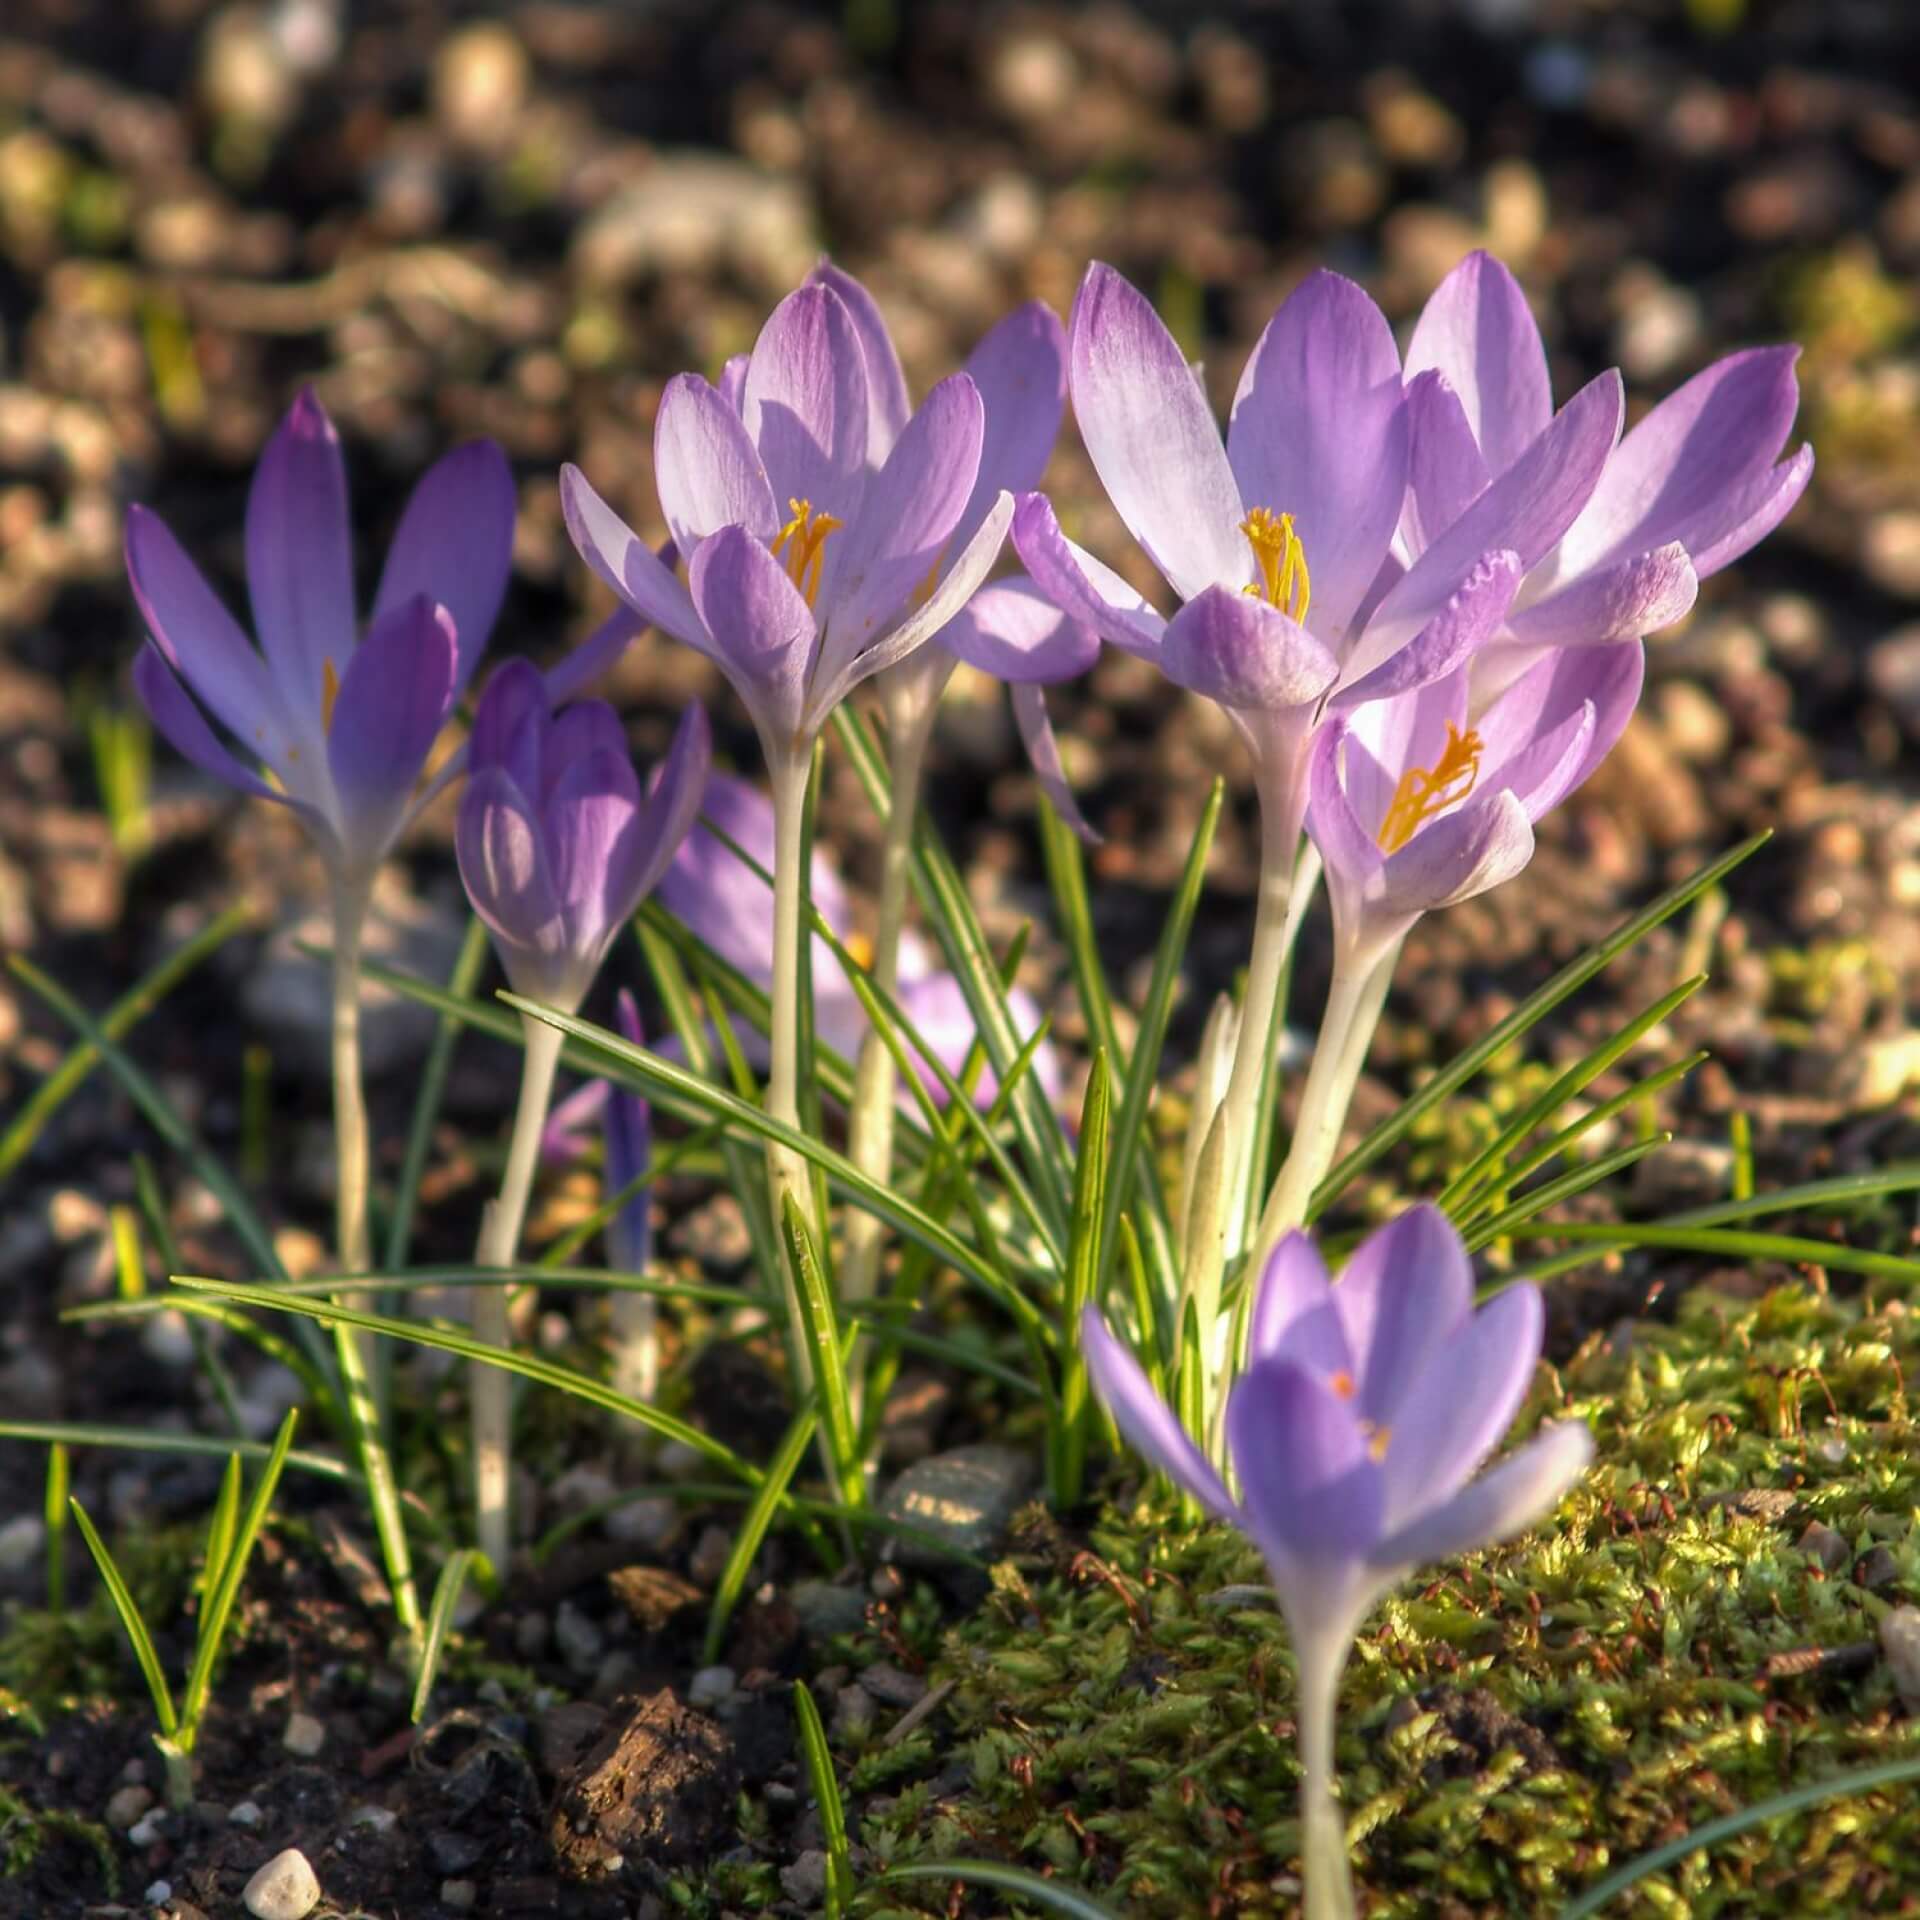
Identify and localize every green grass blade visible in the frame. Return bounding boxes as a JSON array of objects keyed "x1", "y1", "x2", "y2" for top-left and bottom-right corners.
[
  {"x1": 180, "y1": 1409, "x2": 298, "y2": 1734},
  {"x1": 1496, "y1": 1219, "x2": 1920, "y2": 1288},
  {"x1": 1310, "y1": 832, "x2": 1769, "y2": 1217},
  {"x1": 1557, "y1": 1756, "x2": 1920, "y2": 1919},
  {"x1": 1659, "y1": 1163, "x2": 1920, "y2": 1230},
  {"x1": 793, "y1": 1681, "x2": 853, "y2": 1917},
  {"x1": 1036, "y1": 792, "x2": 1120, "y2": 1068},
  {"x1": 874, "y1": 1861, "x2": 1119, "y2": 1918},
  {"x1": 0, "y1": 1419, "x2": 355, "y2": 1484},
  {"x1": 44, "y1": 1443, "x2": 69, "y2": 1616},
  {"x1": 1053, "y1": 1051, "x2": 1111, "y2": 1506},
  {"x1": 384, "y1": 915, "x2": 489, "y2": 1271},
  {"x1": 200, "y1": 1452, "x2": 243, "y2": 1602},
  {"x1": 0, "y1": 903, "x2": 252, "y2": 1182},
  {"x1": 703, "y1": 1404, "x2": 818, "y2": 1666},
  {"x1": 1436, "y1": 976, "x2": 1707, "y2": 1217},
  {"x1": 412, "y1": 1548, "x2": 492, "y2": 1725},
  {"x1": 1462, "y1": 1135, "x2": 1672, "y2": 1255},
  {"x1": 781, "y1": 1194, "x2": 863, "y2": 1508},
  {"x1": 68, "y1": 1498, "x2": 177, "y2": 1736}
]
